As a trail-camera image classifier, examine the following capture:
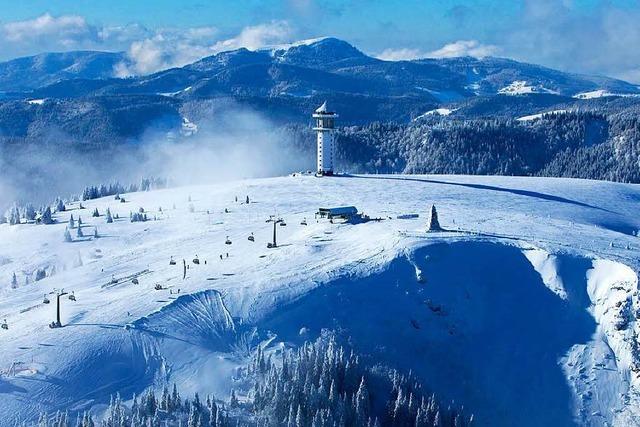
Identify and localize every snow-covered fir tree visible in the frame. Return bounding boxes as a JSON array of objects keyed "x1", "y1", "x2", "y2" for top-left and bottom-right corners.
[
  {"x1": 130, "y1": 212, "x2": 148, "y2": 222},
  {"x1": 41, "y1": 206, "x2": 53, "y2": 225},
  {"x1": 76, "y1": 226, "x2": 83, "y2": 238},
  {"x1": 24, "y1": 204, "x2": 37, "y2": 221},
  {"x1": 64, "y1": 228, "x2": 72, "y2": 242},
  {"x1": 27, "y1": 335, "x2": 468, "y2": 427},
  {"x1": 92, "y1": 208, "x2": 100, "y2": 217},
  {"x1": 55, "y1": 198, "x2": 66, "y2": 213},
  {"x1": 6, "y1": 204, "x2": 20, "y2": 225},
  {"x1": 106, "y1": 208, "x2": 113, "y2": 223},
  {"x1": 11, "y1": 272, "x2": 18, "y2": 289},
  {"x1": 68, "y1": 215, "x2": 75, "y2": 229}
]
